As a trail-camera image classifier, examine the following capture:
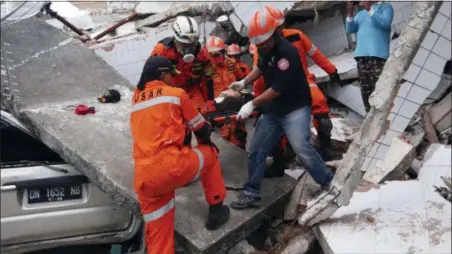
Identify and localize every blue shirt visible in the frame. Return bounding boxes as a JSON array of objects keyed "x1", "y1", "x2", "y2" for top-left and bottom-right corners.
[{"x1": 346, "y1": 2, "x2": 394, "y2": 60}]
